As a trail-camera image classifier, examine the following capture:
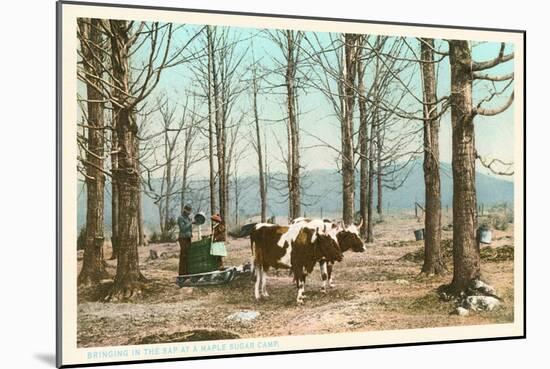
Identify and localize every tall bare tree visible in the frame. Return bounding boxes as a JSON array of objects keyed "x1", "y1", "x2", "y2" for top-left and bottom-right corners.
[
  {"x1": 420, "y1": 38, "x2": 445, "y2": 275},
  {"x1": 357, "y1": 35, "x2": 369, "y2": 238},
  {"x1": 209, "y1": 28, "x2": 248, "y2": 227},
  {"x1": 77, "y1": 18, "x2": 109, "y2": 285},
  {"x1": 251, "y1": 62, "x2": 267, "y2": 222},
  {"x1": 446, "y1": 40, "x2": 513, "y2": 294},
  {"x1": 341, "y1": 33, "x2": 360, "y2": 225},
  {"x1": 264, "y1": 30, "x2": 304, "y2": 220},
  {"x1": 210, "y1": 28, "x2": 227, "y2": 223},
  {"x1": 110, "y1": 121, "x2": 119, "y2": 259},
  {"x1": 206, "y1": 26, "x2": 218, "y2": 216},
  {"x1": 285, "y1": 30, "x2": 302, "y2": 220},
  {"x1": 367, "y1": 79, "x2": 377, "y2": 243},
  {"x1": 77, "y1": 19, "x2": 198, "y2": 299},
  {"x1": 107, "y1": 19, "x2": 144, "y2": 299},
  {"x1": 136, "y1": 140, "x2": 145, "y2": 246}
]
